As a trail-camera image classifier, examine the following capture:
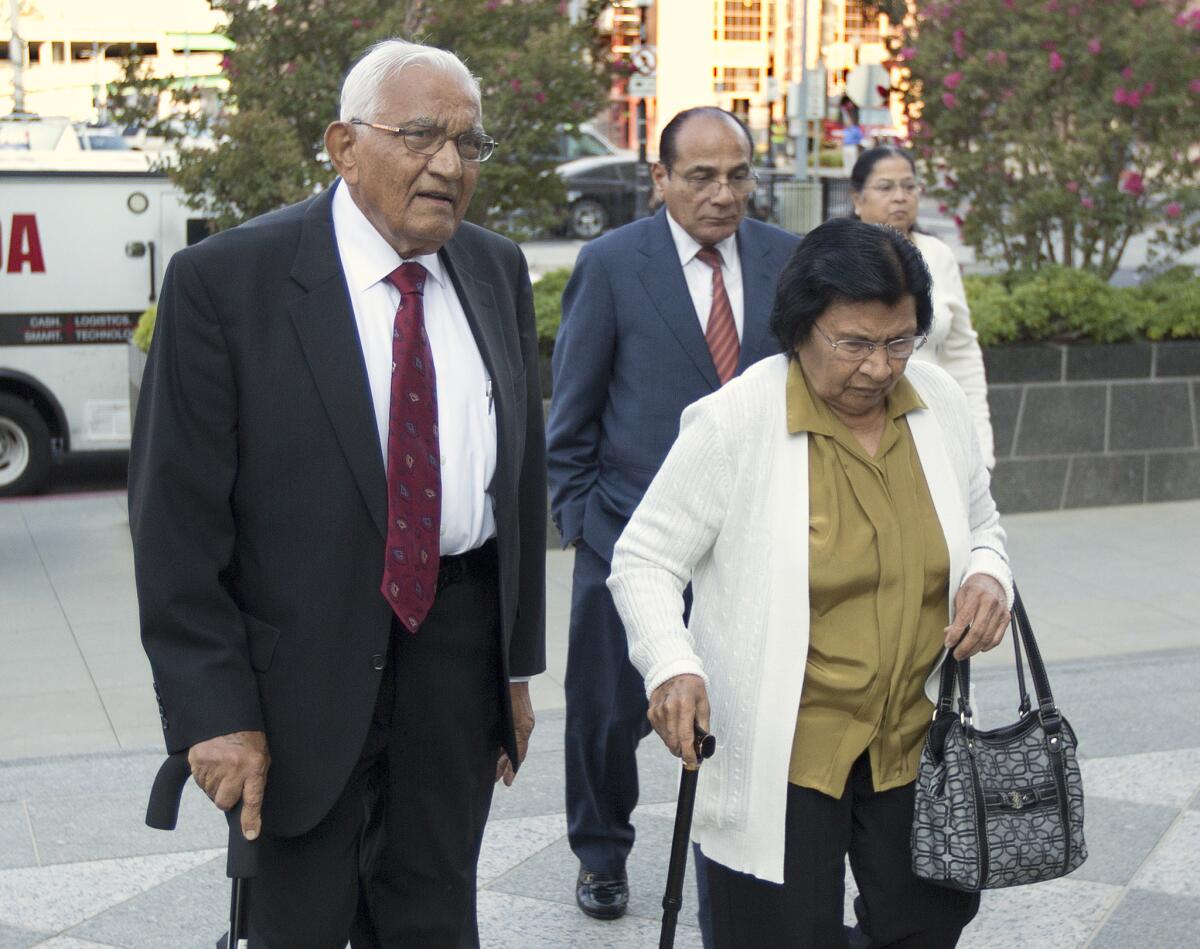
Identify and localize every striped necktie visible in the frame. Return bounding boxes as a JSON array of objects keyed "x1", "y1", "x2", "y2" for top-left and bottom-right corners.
[{"x1": 696, "y1": 246, "x2": 739, "y2": 385}]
